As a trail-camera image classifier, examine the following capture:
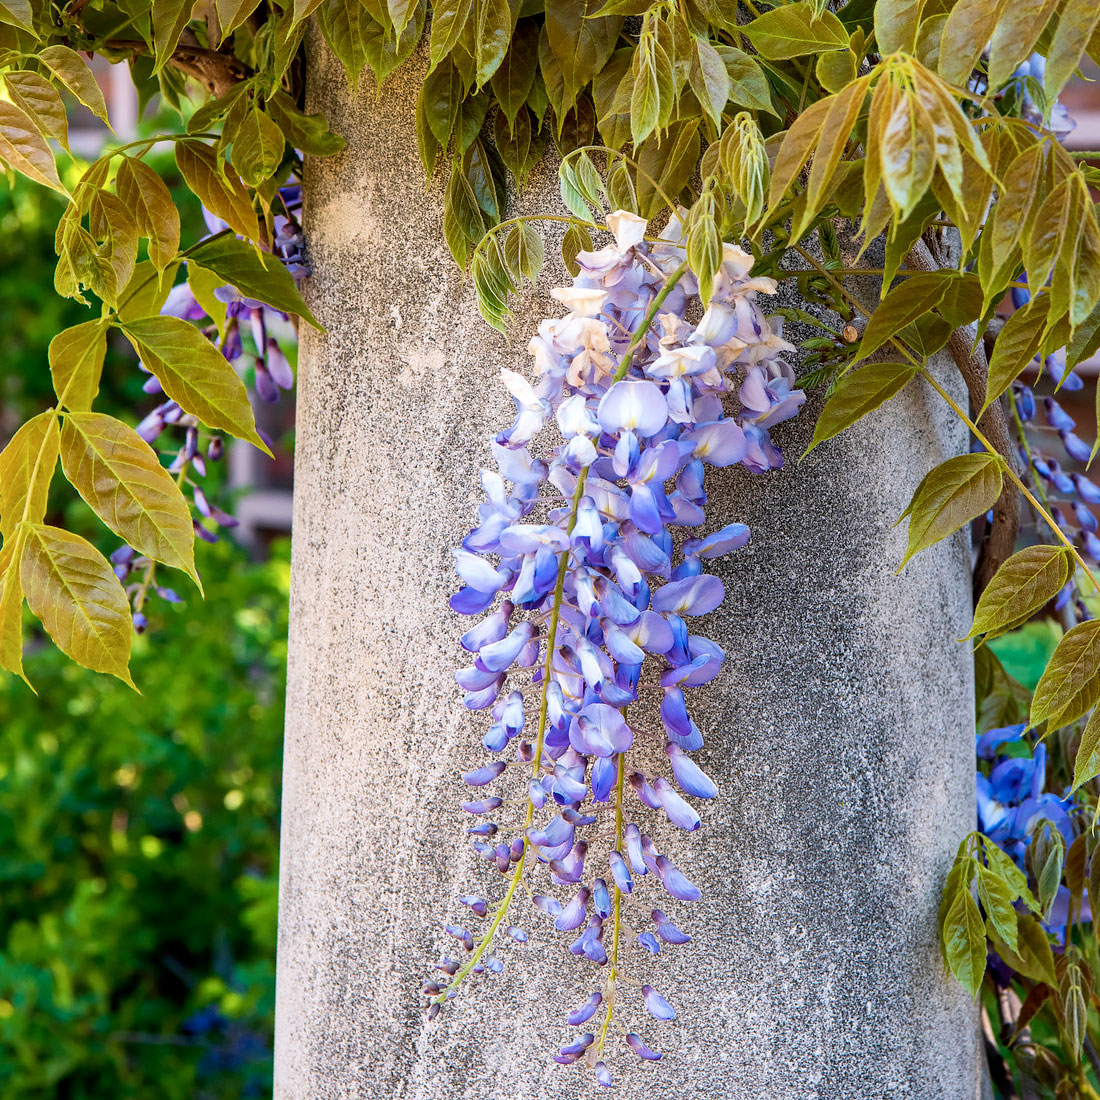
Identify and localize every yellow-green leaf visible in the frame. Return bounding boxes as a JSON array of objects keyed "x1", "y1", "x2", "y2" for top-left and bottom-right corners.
[
  {"x1": 152, "y1": 0, "x2": 198, "y2": 72},
  {"x1": 983, "y1": 295, "x2": 1050, "y2": 412},
  {"x1": 39, "y1": 45, "x2": 109, "y2": 125},
  {"x1": 0, "y1": 529, "x2": 28, "y2": 685},
  {"x1": 20, "y1": 523, "x2": 134, "y2": 686},
  {"x1": 175, "y1": 141, "x2": 258, "y2": 243},
  {"x1": 874, "y1": 0, "x2": 928, "y2": 53},
  {"x1": 232, "y1": 107, "x2": 285, "y2": 188},
  {"x1": 49, "y1": 319, "x2": 109, "y2": 411},
  {"x1": 806, "y1": 362, "x2": 919, "y2": 454},
  {"x1": 939, "y1": 0, "x2": 1008, "y2": 86},
  {"x1": 116, "y1": 261, "x2": 180, "y2": 324},
  {"x1": 0, "y1": 98, "x2": 64, "y2": 193},
  {"x1": 943, "y1": 885, "x2": 987, "y2": 998},
  {"x1": 977, "y1": 865, "x2": 1018, "y2": 953},
  {"x1": 767, "y1": 94, "x2": 833, "y2": 210},
  {"x1": 744, "y1": 0, "x2": 849, "y2": 58},
  {"x1": 900, "y1": 453, "x2": 1003, "y2": 568},
  {"x1": 121, "y1": 316, "x2": 269, "y2": 453},
  {"x1": 115, "y1": 157, "x2": 181, "y2": 273},
  {"x1": 968, "y1": 545, "x2": 1070, "y2": 640},
  {"x1": 1072, "y1": 707, "x2": 1100, "y2": 791},
  {"x1": 1031, "y1": 618, "x2": 1100, "y2": 730},
  {"x1": 880, "y1": 85, "x2": 936, "y2": 219},
  {"x1": 185, "y1": 234, "x2": 320, "y2": 328},
  {"x1": 987, "y1": 0, "x2": 1060, "y2": 88},
  {"x1": 3, "y1": 72, "x2": 67, "y2": 150},
  {"x1": 795, "y1": 76, "x2": 871, "y2": 240},
  {"x1": 855, "y1": 272, "x2": 952, "y2": 360},
  {"x1": 59, "y1": 412, "x2": 198, "y2": 582},
  {"x1": 988, "y1": 912, "x2": 1056, "y2": 986},
  {"x1": 1045, "y1": 0, "x2": 1100, "y2": 103},
  {"x1": 215, "y1": 0, "x2": 263, "y2": 38},
  {"x1": 0, "y1": 0, "x2": 34, "y2": 32},
  {"x1": 0, "y1": 412, "x2": 59, "y2": 539}
]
